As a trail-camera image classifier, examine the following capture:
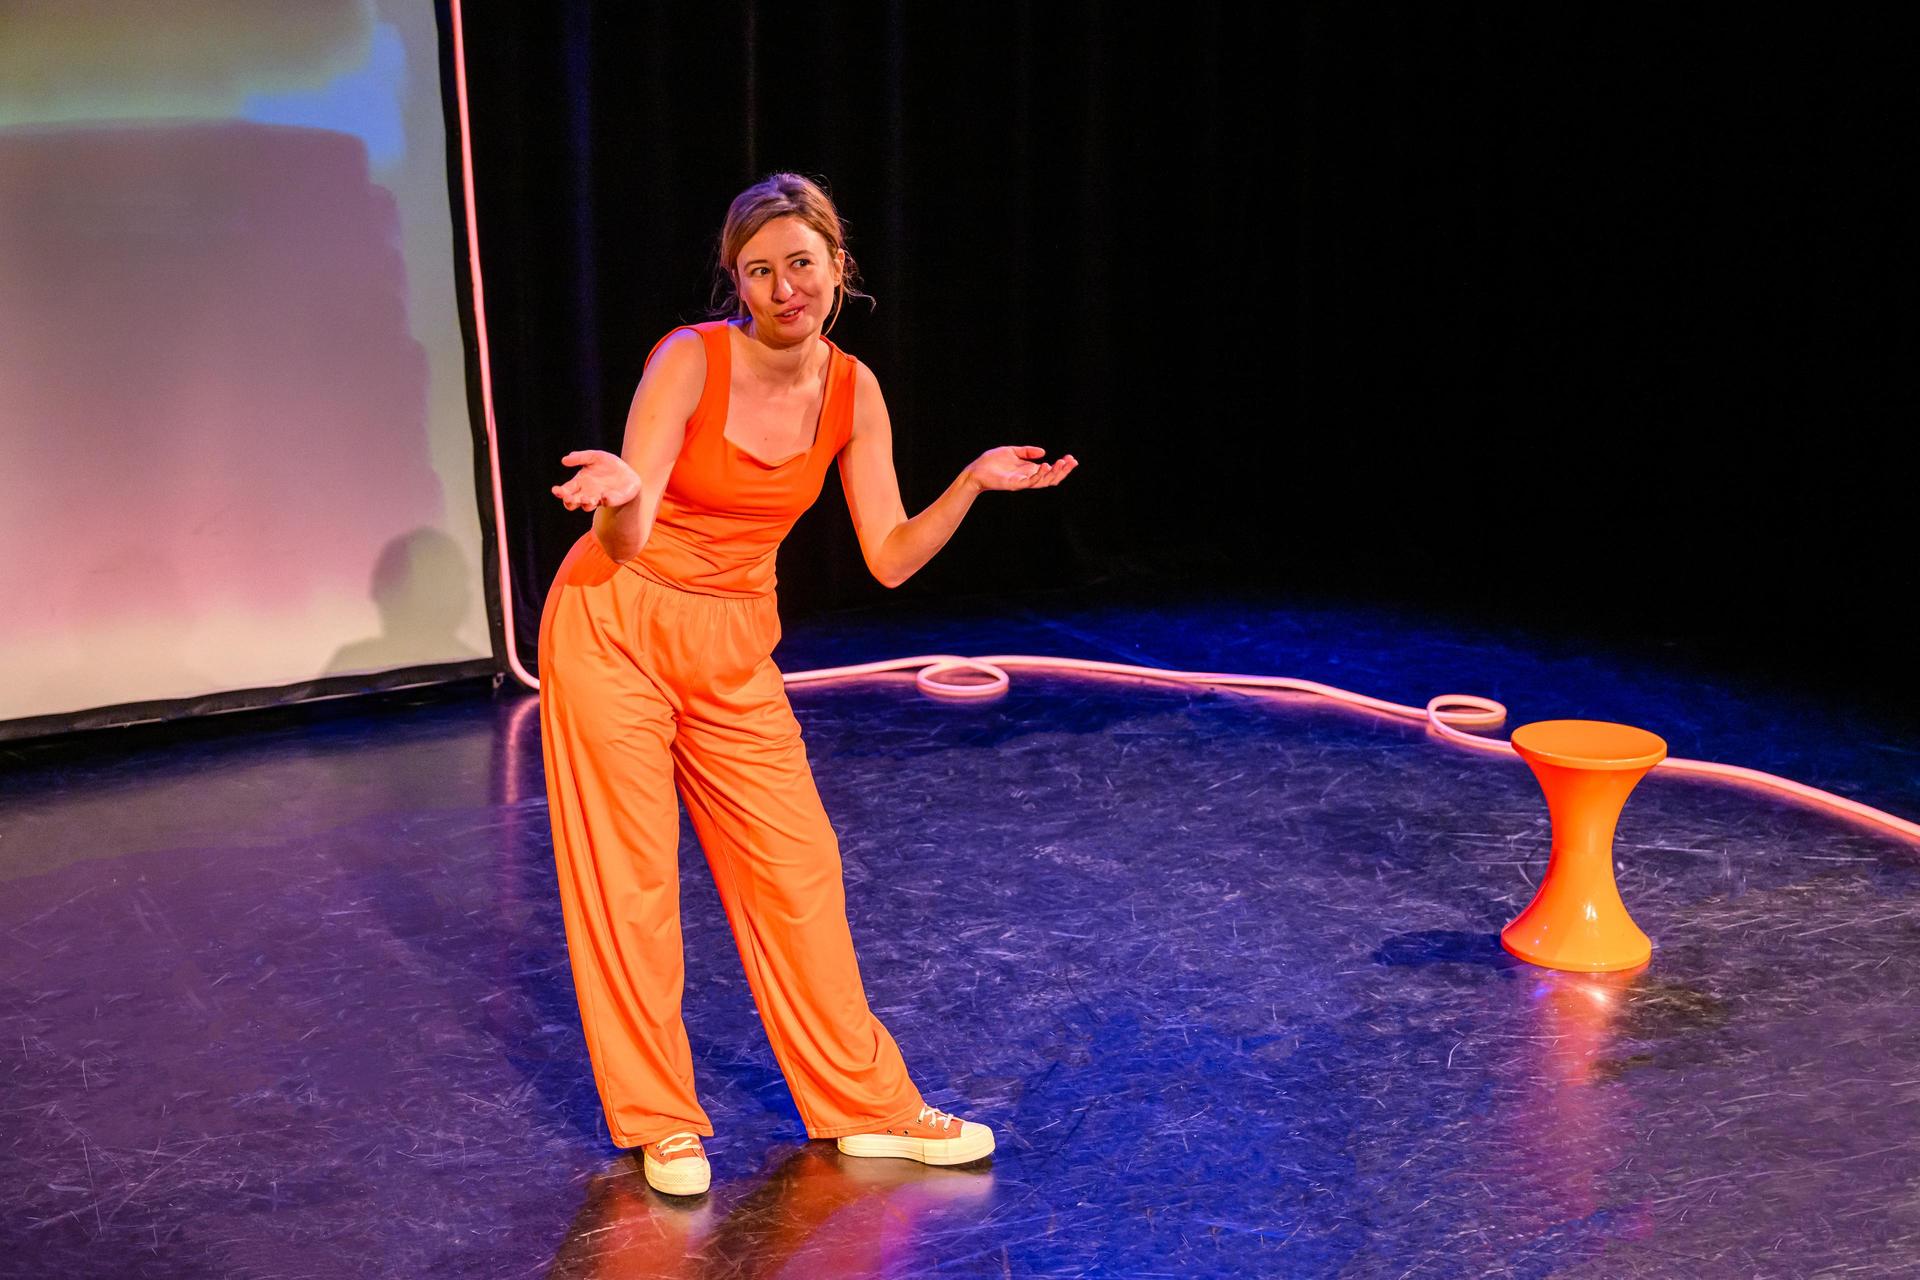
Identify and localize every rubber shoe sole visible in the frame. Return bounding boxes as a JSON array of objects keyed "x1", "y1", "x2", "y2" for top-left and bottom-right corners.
[
  {"x1": 642, "y1": 1150, "x2": 711, "y2": 1196},
  {"x1": 836, "y1": 1120, "x2": 995, "y2": 1166}
]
